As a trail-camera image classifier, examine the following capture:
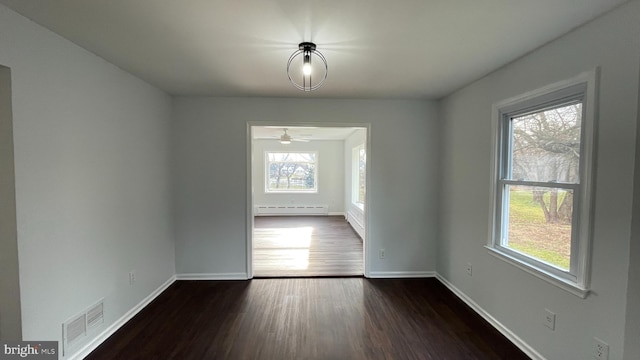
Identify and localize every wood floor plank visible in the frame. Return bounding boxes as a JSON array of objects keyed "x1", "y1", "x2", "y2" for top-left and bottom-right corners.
[
  {"x1": 253, "y1": 216, "x2": 363, "y2": 277},
  {"x1": 85, "y1": 278, "x2": 529, "y2": 360}
]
